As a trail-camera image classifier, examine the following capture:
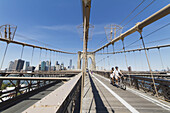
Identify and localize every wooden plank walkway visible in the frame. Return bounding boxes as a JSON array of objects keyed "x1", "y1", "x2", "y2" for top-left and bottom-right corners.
[{"x1": 82, "y1": 73, "x2": 170, "y2": 113}]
